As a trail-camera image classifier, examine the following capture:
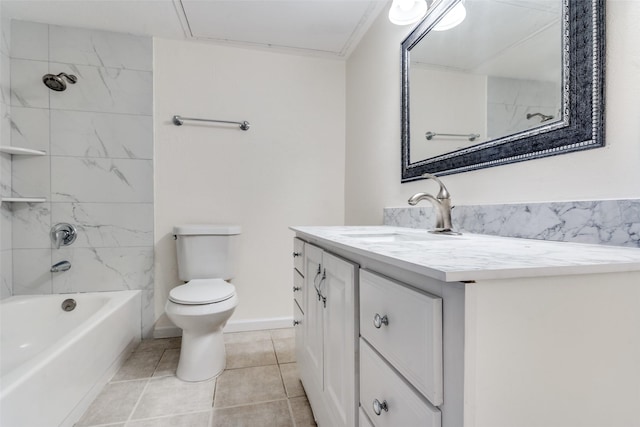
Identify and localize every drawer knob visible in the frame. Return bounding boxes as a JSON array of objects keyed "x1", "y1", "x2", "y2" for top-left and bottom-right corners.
[
  {"x1": 293, "y1": 286, "x2": 301, "y2": 292},
  {"x1": 293, "y1": 320, "x2": 301, "y2": 326},
  {"x1": 373, "y1": 399, "x2": 388, "y2": 416},
  {"x1": 292, "y1": 252, "x2": 302, "y2": 257},
  {"x1": 373, "y1": 313, "x2": 389, "y2": 328}
]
